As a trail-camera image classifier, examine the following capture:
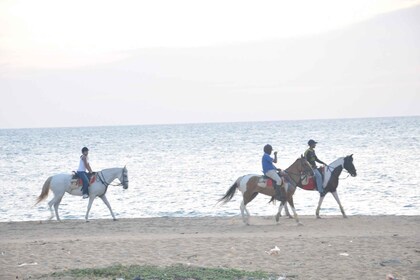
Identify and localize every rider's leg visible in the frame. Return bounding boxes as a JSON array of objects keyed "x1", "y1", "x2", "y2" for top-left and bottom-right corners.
[
  {"x1": 77, "y1": 171, "x2": 89, "y2": 197},
  {"x1": 314, "y1": 169, "x2": 324, "y2": 194},
  {"x1": 265, "y1": 170, "x2": 284, "y2": 200}
]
